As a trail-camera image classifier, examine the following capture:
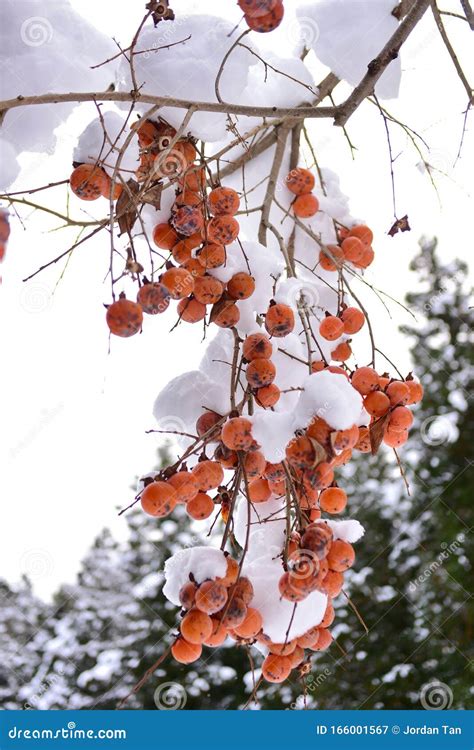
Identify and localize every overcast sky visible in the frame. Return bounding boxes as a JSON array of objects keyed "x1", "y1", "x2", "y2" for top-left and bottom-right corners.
[{"x1": 0, "y1": 0, "x2": 472, "y2": 599}]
